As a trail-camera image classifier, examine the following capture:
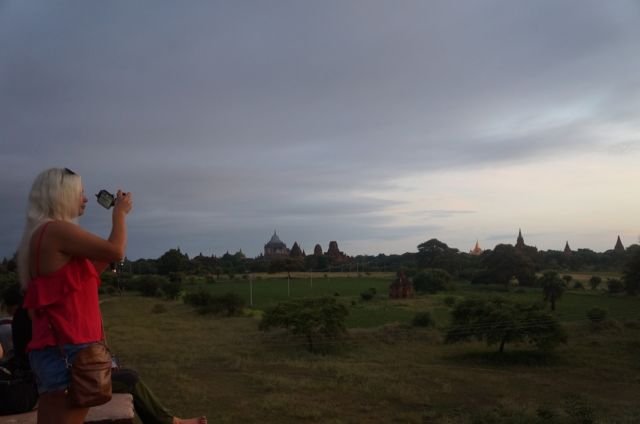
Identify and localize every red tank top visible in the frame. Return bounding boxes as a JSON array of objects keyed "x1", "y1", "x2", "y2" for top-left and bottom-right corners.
[{"x1": 23, "y1": 222, "x2": 104, "y2": 350}]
